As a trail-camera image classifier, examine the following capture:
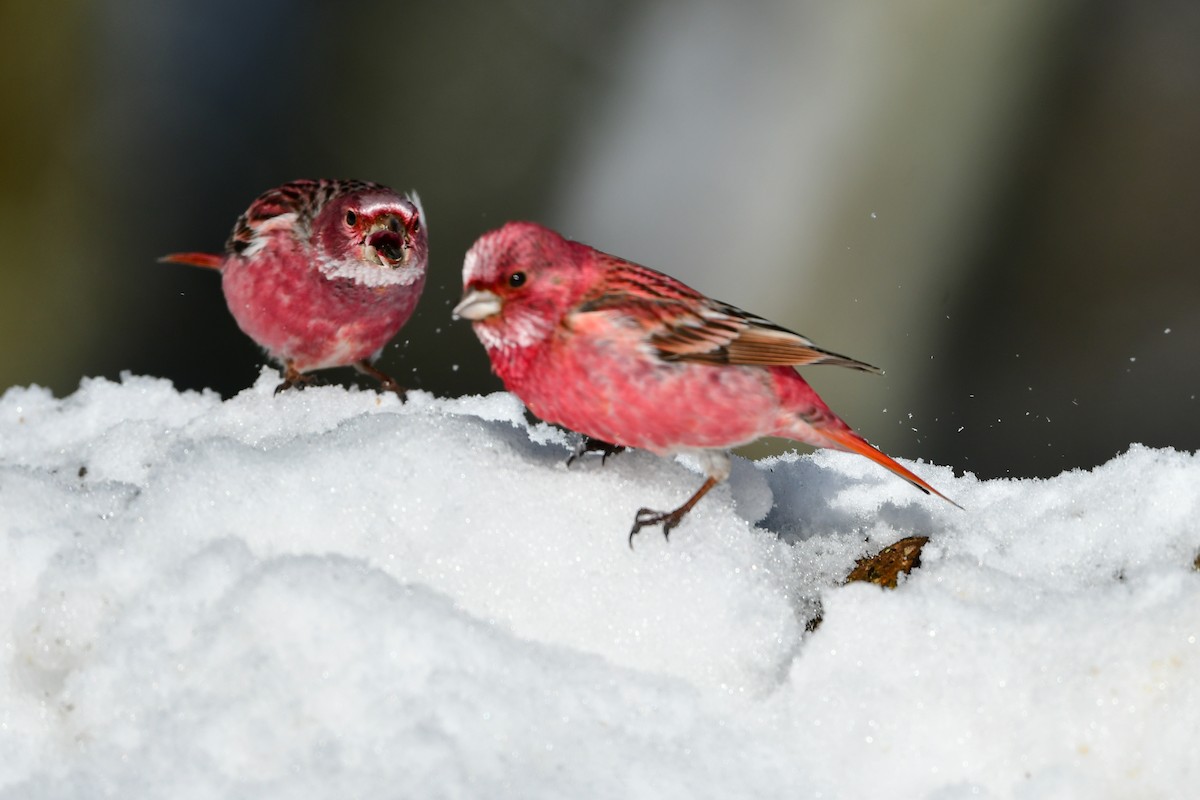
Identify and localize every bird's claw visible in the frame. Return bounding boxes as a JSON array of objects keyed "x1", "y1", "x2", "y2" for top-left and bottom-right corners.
[
  {"x1": 375, "y1": 378, "x2": 407, "y2": 400},
  {"x1": 628, "y1": 507, "x2": 680, "y2": 548},
  {"x1": 353, "y1": 360, "x2": 407, "y2": 400},
  {"x1": 274, "y1": 366, "x2": 321, "y2": 395},
  {"x1": 566, "y1": 436, "x2": 625, "y2": 467}
]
